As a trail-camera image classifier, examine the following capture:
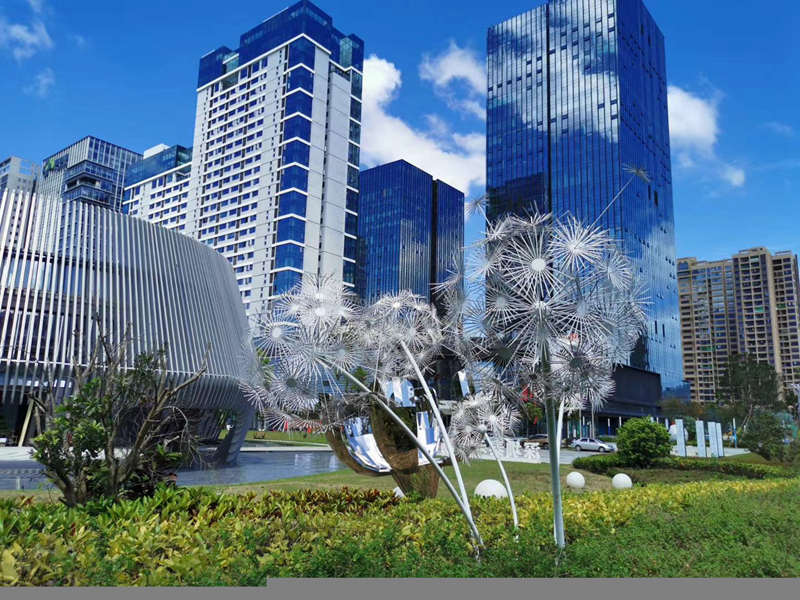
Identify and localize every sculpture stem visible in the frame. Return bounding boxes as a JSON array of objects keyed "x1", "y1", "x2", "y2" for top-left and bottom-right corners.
[
  {"x1": 398, "y1": 340, "x2": 474, "y2": 523},
  {"x1": 331, "y1": 365, "x2": 484, "y2": 548},
  {"x1": 483, "y1": 432, "x2": 518, "y2": 530},
  {"x1": 547, "y1": 394, "x2": 566, "y2": 549}
]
